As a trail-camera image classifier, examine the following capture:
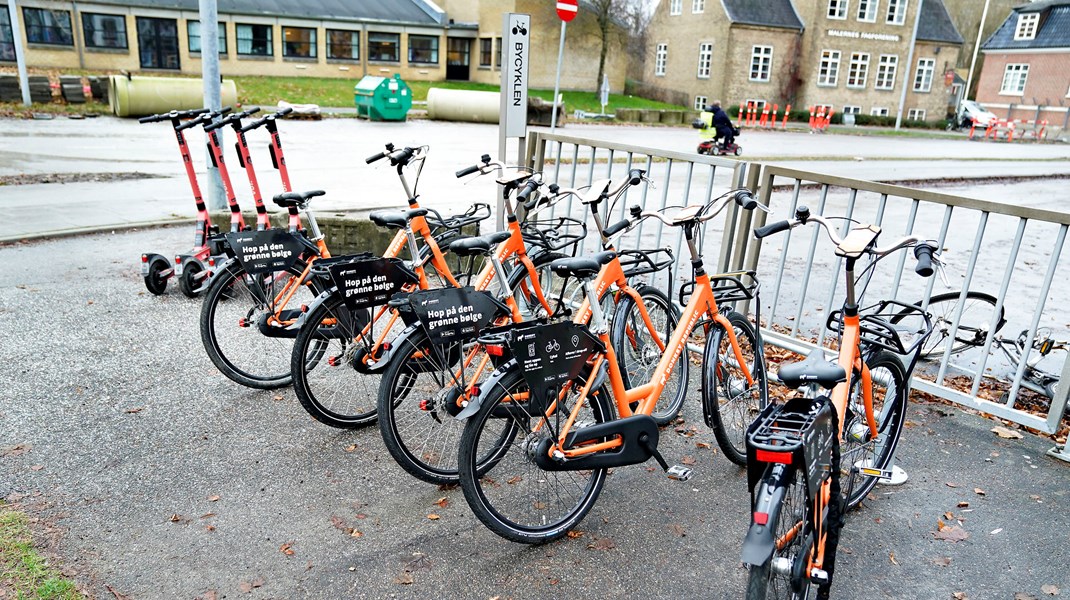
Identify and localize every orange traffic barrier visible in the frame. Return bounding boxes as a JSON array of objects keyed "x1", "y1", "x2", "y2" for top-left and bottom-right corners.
[
  {"x1": 808, "y1": 106, "x2": 815, "y2": 130},
  {"x1": 782, "y1": 104, "x2": 791, "y2": 129},
  {"x1": 759, "y1": 104, "x2": 770, "y2": 128}
]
